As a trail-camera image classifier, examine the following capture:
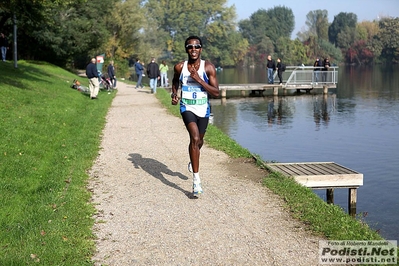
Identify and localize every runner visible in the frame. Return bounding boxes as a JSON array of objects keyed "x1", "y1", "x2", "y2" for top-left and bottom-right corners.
[{"x1": 171, "y1": 36, "x2": 220, "y2": 196}]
